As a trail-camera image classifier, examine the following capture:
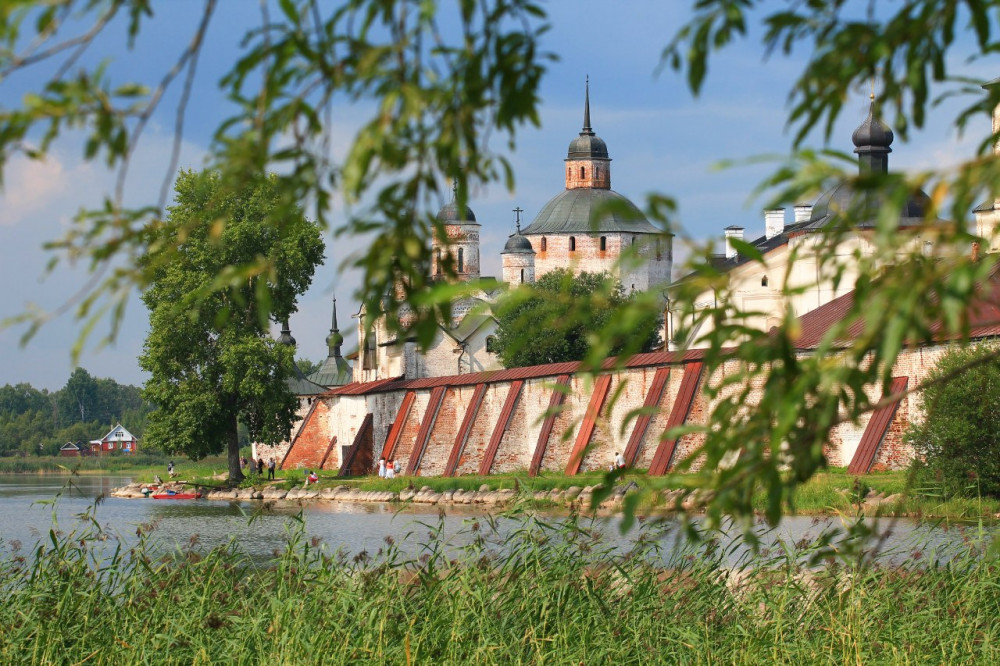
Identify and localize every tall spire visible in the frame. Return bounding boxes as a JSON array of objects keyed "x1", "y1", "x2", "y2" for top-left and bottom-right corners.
[
  {"x1": 581, "y1": 75, "x2": 594, "y2": 136},
  {"x1": 327, "y1": 295, "x2": 343, "y2": 359}
]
